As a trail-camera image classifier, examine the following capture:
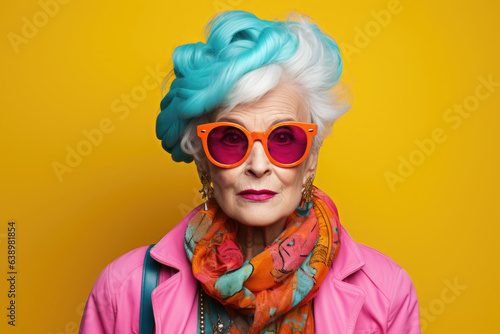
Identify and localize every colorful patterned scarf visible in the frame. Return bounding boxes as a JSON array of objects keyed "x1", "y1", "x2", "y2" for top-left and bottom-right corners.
[{"x1": 184, "y1": 186, "x2": 341, "y2": 334}]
